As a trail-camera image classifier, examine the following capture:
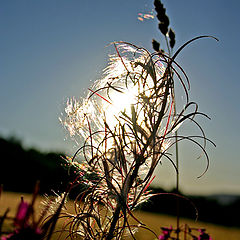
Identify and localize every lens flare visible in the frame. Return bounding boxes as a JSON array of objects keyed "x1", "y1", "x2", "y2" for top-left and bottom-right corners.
[{"x1": 137, "y1": 12, "x2": 155, "y2": 21}]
